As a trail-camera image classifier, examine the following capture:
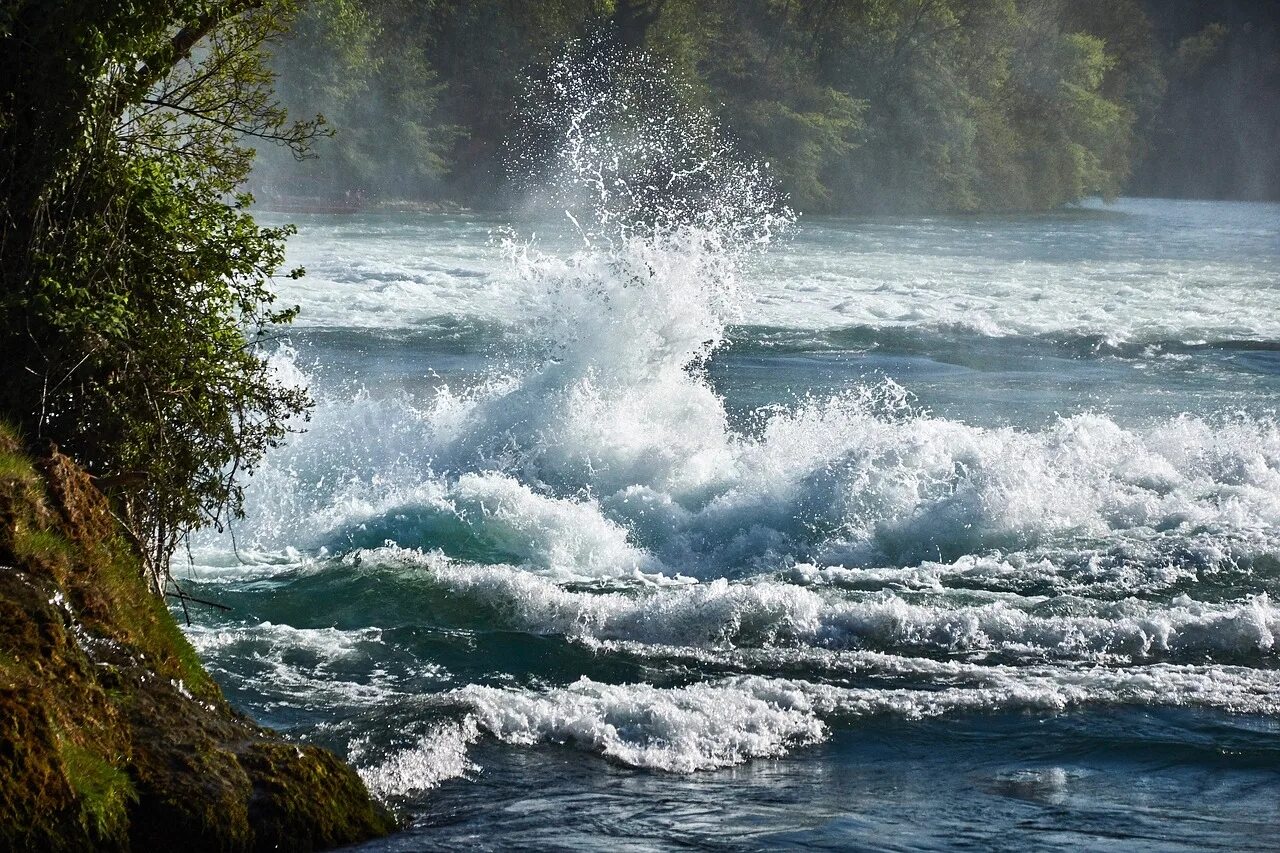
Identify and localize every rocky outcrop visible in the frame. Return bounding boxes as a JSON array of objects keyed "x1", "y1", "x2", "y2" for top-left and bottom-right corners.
[{"x1": 0, "y1": 428, "x2": 394, "y2": 851}]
